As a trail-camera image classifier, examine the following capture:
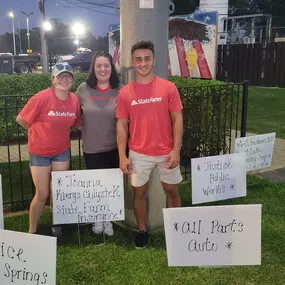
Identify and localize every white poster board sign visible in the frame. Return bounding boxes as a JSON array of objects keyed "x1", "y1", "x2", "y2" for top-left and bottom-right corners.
[
  {"x1": 0, "y1": 229, "x2": 56, "y2": 285},
  {"x1": 52, "y1": 169, "x2": 125, "y2": 225},
  {"x1": 234, "y1": 133, "x2": 276, "y2": 171},
  {"x1": 191, "y1": 153, "x2": 246, "y2": 204},
  {"x1": 139, "y1": 0, "x2": 154, "y2": 9},
  {"x1": 163, "y1": 204, "x2": 262, "y2": 266},
  {"x1": 0, "y1": 175, "x2": 4, "y2": 229}
]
